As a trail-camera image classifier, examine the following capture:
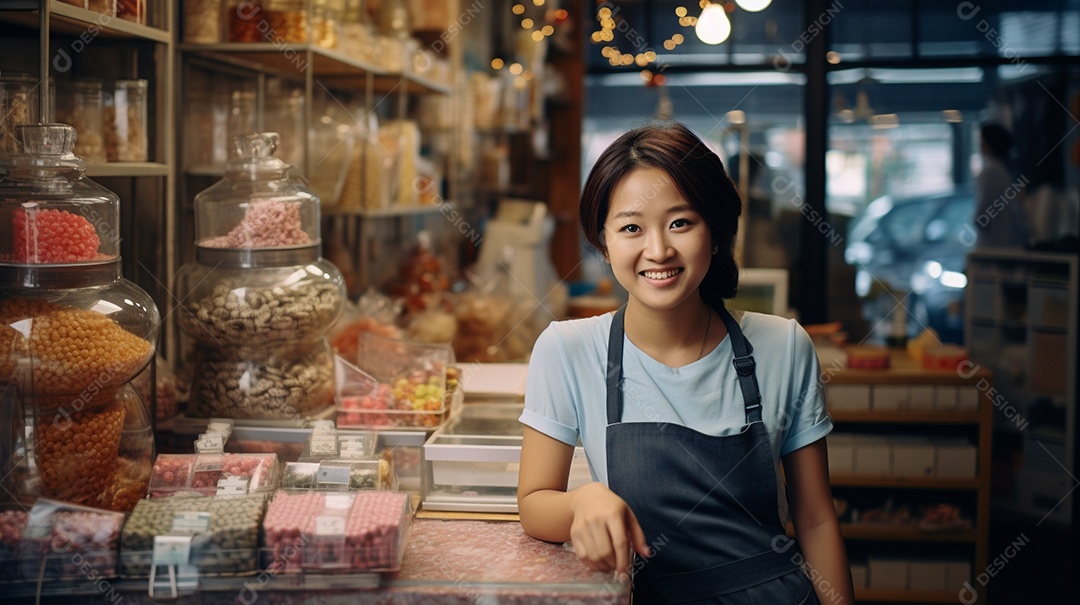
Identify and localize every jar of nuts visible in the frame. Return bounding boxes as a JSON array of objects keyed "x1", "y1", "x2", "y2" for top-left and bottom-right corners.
[
  {"x1": 0, "y1": 71, "x2": 40, "y2": 163},
  {"x1": 104, "y1": 80, "x2": 149, "y2": 162},
  {"x1": 176, "y1": 132, "x2": 346, "y2": 421},
  {"x1": 52, "y1": 80, "x2": 107, "y2": 165},
  {"x1": 0, "y1": 125, "x2": 160, "y2": 512}
]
